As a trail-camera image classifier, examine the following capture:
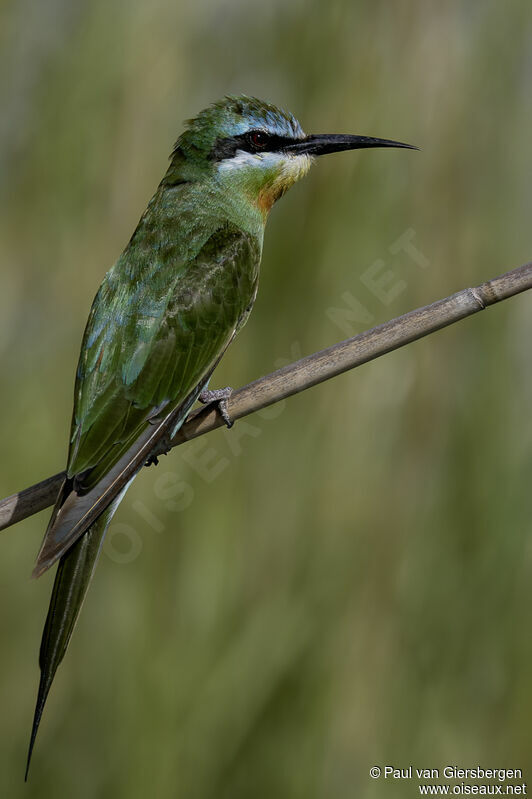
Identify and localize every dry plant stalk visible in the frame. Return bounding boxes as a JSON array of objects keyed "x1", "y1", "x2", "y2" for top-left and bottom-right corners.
[{"x1": 1, "y1": 261, "x2": 531, "y2": 533}]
